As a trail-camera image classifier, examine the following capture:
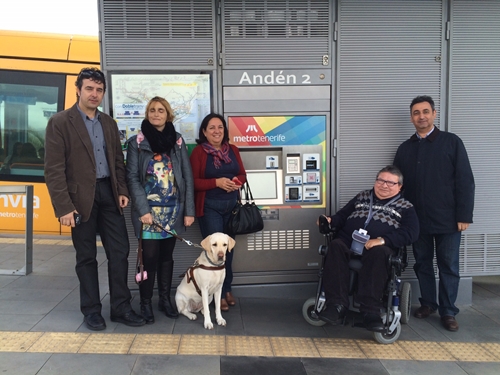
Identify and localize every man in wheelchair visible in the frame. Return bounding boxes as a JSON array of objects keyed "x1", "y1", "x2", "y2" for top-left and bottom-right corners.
[{"x1": 318, "y1": 165, "x2": 419, "y2": 331}]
